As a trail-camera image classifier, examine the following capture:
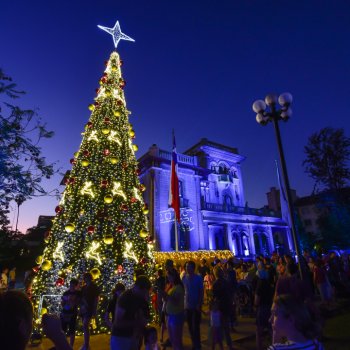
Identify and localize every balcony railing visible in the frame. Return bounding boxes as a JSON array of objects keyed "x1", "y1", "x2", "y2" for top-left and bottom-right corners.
[
  {"x1": 158, "y1": 149, "x2": 197, "y2": 166},
  {"x1": 202, "y1": 202, "x2": 280, "y2": 218}
]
